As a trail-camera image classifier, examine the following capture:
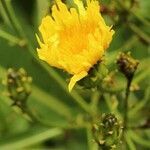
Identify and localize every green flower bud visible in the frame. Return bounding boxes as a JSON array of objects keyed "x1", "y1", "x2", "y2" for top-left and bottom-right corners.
[
  {"x1": 92, "y1": 113, "x2": 123, "y2": 149},
  {"x1": 6, "y1": 68, "x2": 32, "y2": 109},
  {"x1": 78, "y1": 61, "x2": 109, "y2": 89},
  {"x1": 102, "y1": 113, "x2": 117, "y2": 129}
]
